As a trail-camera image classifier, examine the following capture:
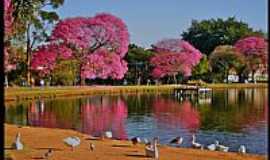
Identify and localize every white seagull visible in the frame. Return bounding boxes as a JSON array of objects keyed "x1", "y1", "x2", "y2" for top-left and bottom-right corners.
[
  {"x1": 238, "y1": 145, "x2": 246, "y2": 154},
  {"x1": 191, "y1": 134, "x2": 203, "y2": 149},
  {"x1": 12, "y1": 132, "x2": 23, "y2": 150},
  {"x1": 216, "y1": 141, "x2": 229, "y2": 152},
  {"x1": 63, "y1": 136, "x2": 81, "y2": 151},
  {"x1": 207, "y1": 141, "x2": 218, "y2": 151}
]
